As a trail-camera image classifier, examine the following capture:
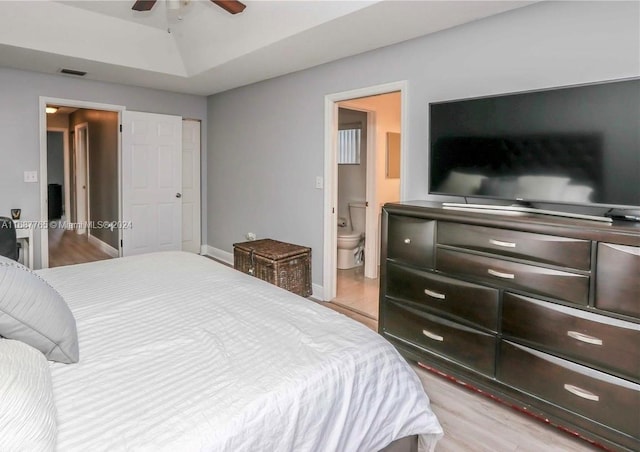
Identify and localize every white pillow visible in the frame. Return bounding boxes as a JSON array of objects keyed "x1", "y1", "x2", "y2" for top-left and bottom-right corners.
[
  {"x1": 0, "y1": 256, "x2": 79, "y2": 363},
  {"x1": 562, "y1": 184, "x2": 594, "y2": 203},
  {"x1": 0, "y1": 339, "x2": 57, "y2": 452},
  {"x1": 516, "y1": 175, "x2": 571, "y2": 200},
  {"x1": 438, "y1": 171, "x2": 487, "y2": 195}
]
